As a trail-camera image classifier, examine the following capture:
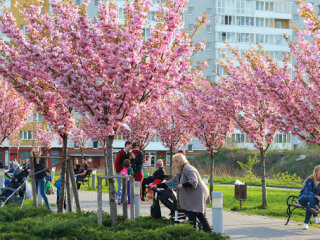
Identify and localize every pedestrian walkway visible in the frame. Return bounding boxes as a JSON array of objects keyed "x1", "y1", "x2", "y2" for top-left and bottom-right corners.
[{"x1": 47, "y1": 191, "x2": 320, "y2": 240}]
